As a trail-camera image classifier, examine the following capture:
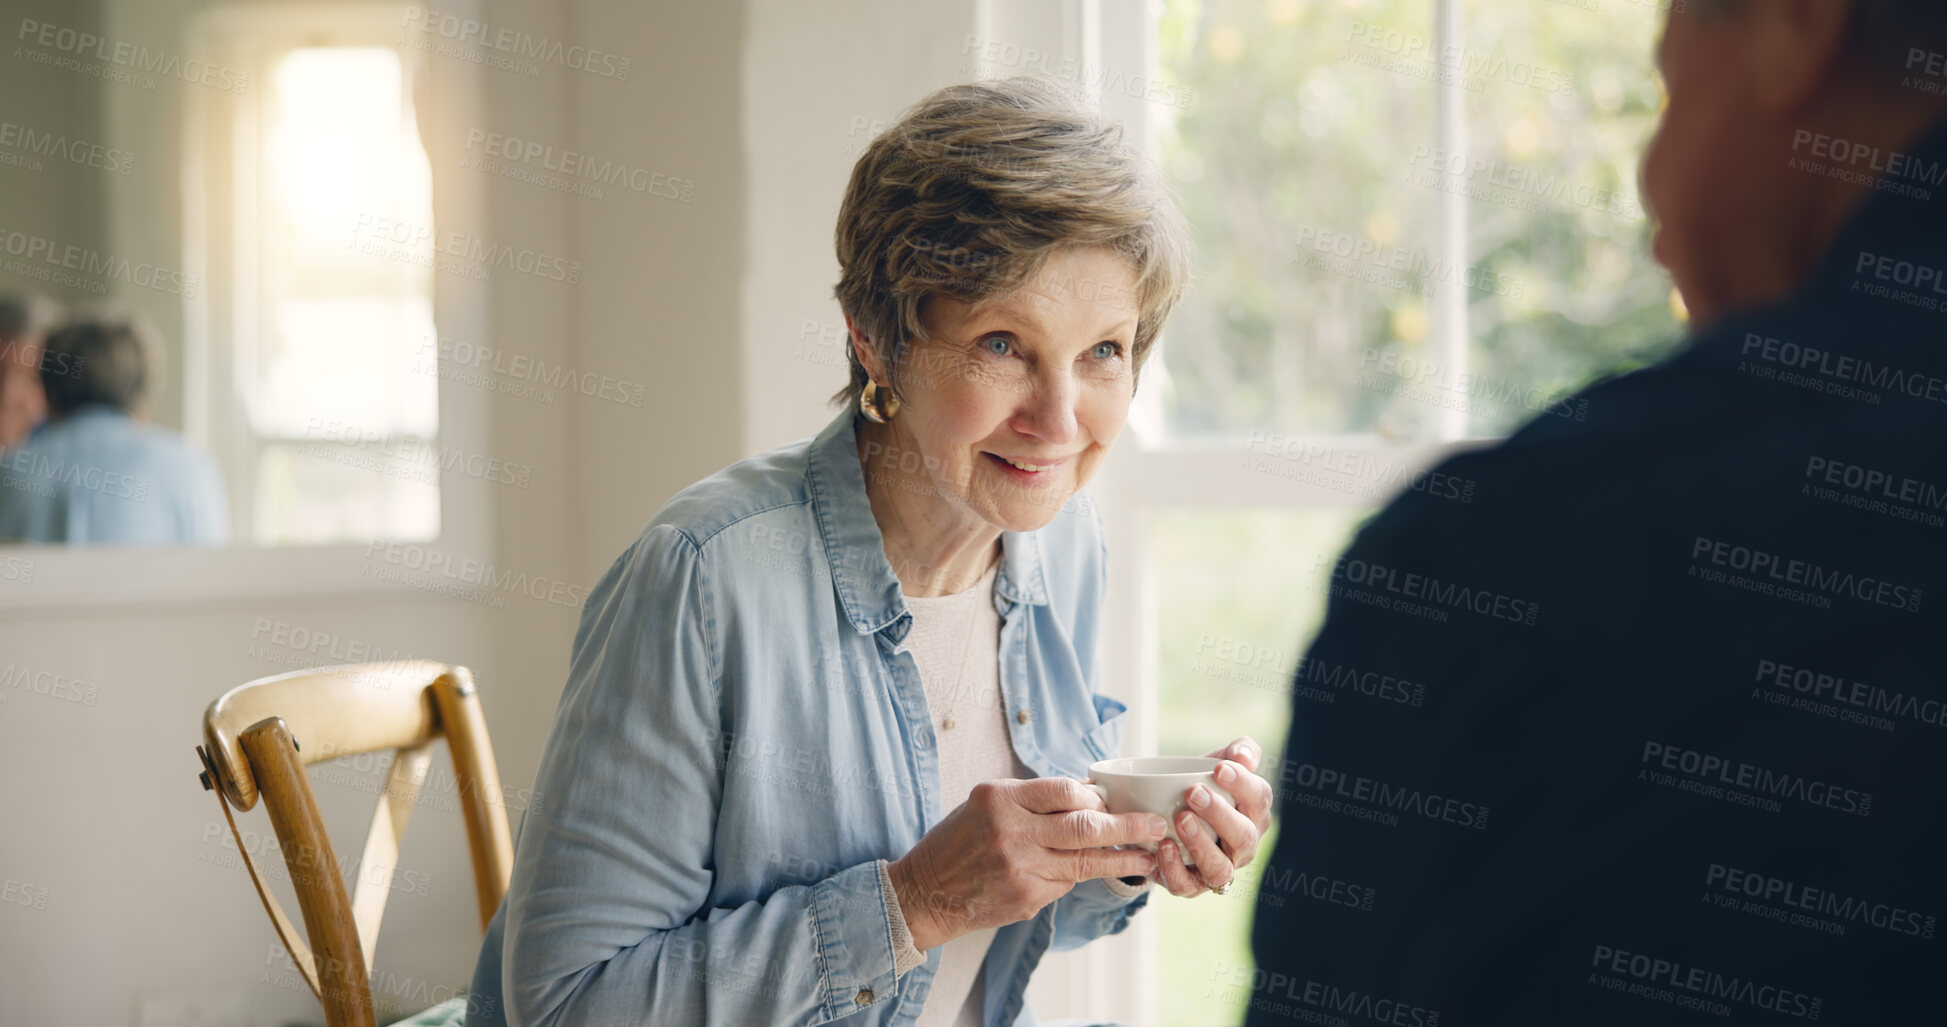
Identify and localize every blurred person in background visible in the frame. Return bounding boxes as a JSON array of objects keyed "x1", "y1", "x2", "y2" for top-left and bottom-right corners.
[
  {"x1": 1248, "y1": 1, "x2": 1947, "y2": 1023},
  {"x1": 0, "y1": 311, "x2": 229, "y2": 545},
  {"x1": 0, "y1": 291, "x2": 59, "y2": 450}
]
